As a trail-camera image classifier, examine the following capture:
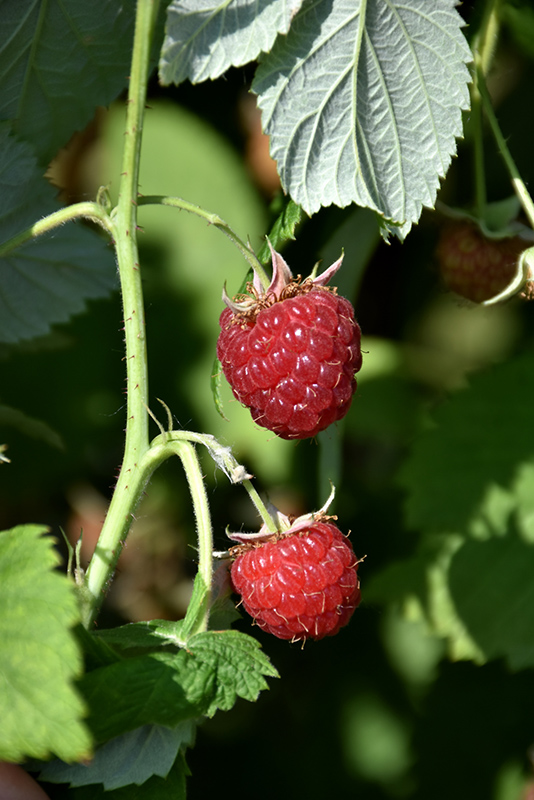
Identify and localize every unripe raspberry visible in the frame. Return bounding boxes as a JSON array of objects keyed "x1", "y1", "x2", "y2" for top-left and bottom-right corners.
[
  {"x1": 230, "y1": 521, "x2": 361, "y2": 642},
  {"x1": 436, "y1": 222, "x2": 526, "y2": 303},
  {"x1": 217, "y1": 243, "x2": 362, "y2": 439}
]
